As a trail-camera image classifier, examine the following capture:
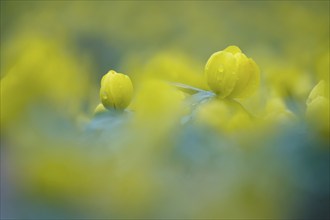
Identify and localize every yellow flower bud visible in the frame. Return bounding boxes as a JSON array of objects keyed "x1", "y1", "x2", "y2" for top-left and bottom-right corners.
[
  {"x1": 205, "y1": 46, "x2": 260, "y2": 99},
  {"x1": 100, "y1": 70, "x2": 133, "y2": 110}
]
